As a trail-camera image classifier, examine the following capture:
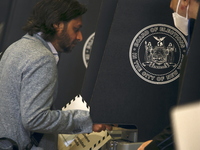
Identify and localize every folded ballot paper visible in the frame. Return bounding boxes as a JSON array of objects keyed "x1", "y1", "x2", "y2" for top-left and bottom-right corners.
[
  {"x1": 62, "y1": 95, "x2": 90, "y2": 111},
  {"x1": 58, "y1": 95, "x2": 111, "y2": 150}
]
